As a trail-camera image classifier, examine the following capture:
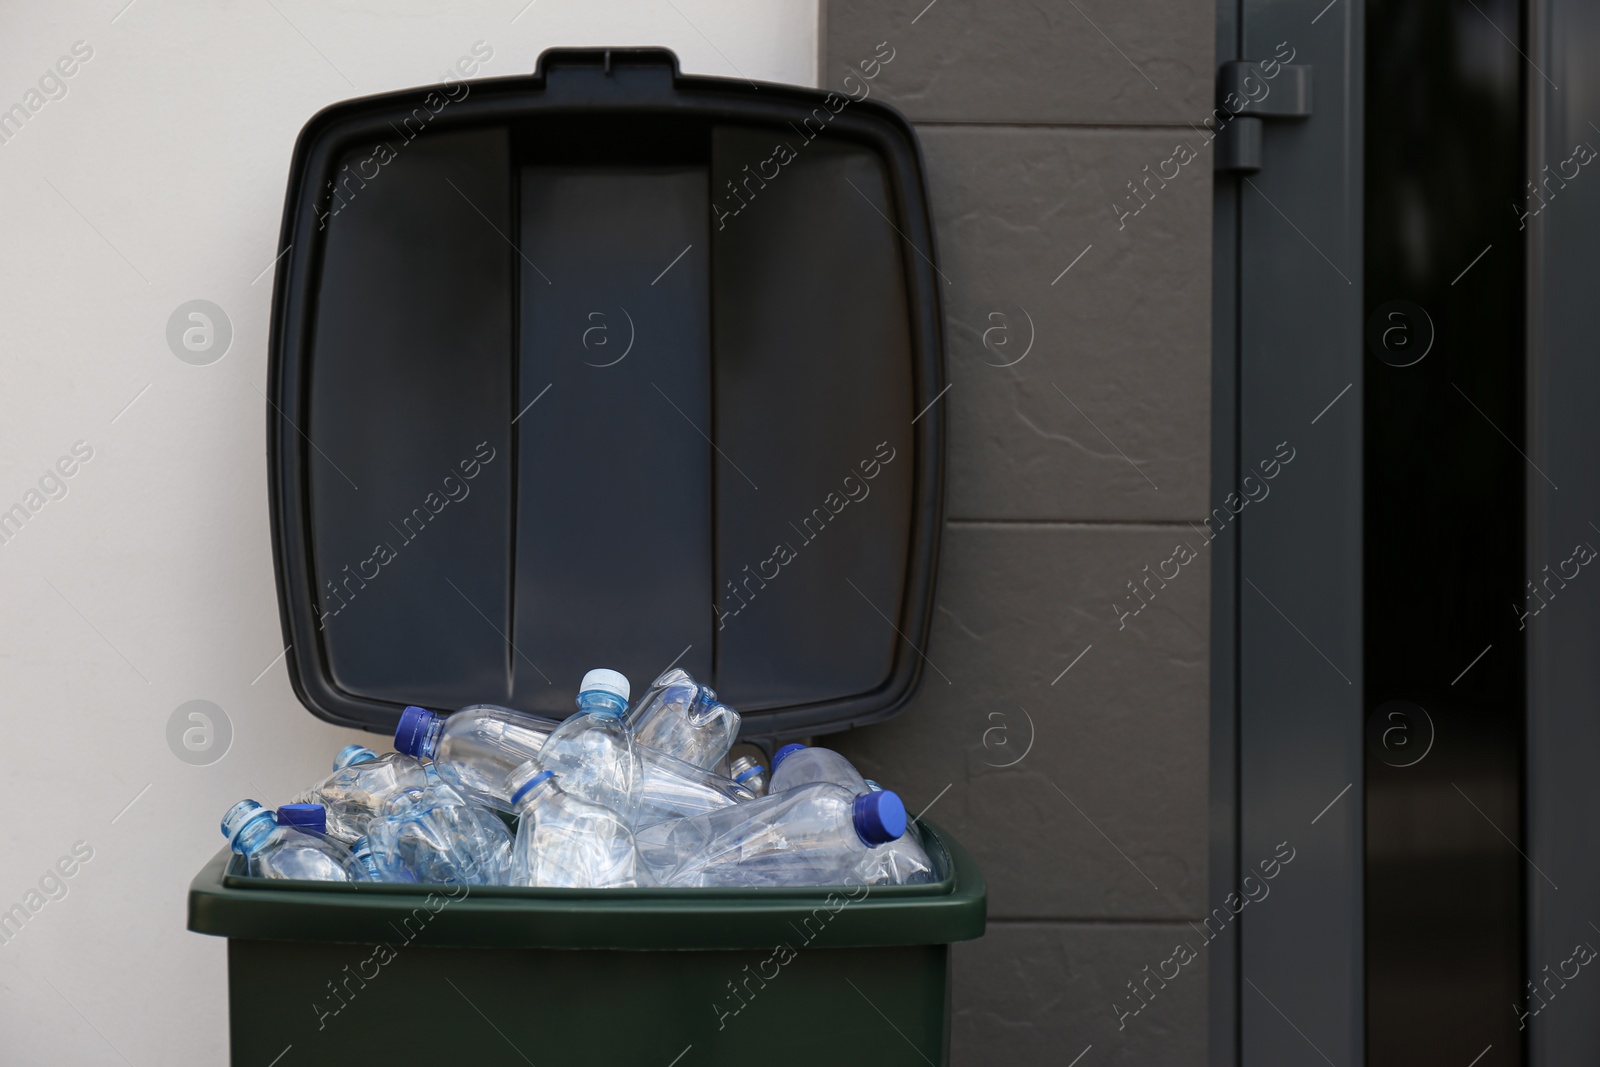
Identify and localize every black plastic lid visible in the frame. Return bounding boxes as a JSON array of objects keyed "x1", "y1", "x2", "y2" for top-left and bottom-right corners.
[{"x1": 266, "y1": 48, "x2": 945, "y2": 745}]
